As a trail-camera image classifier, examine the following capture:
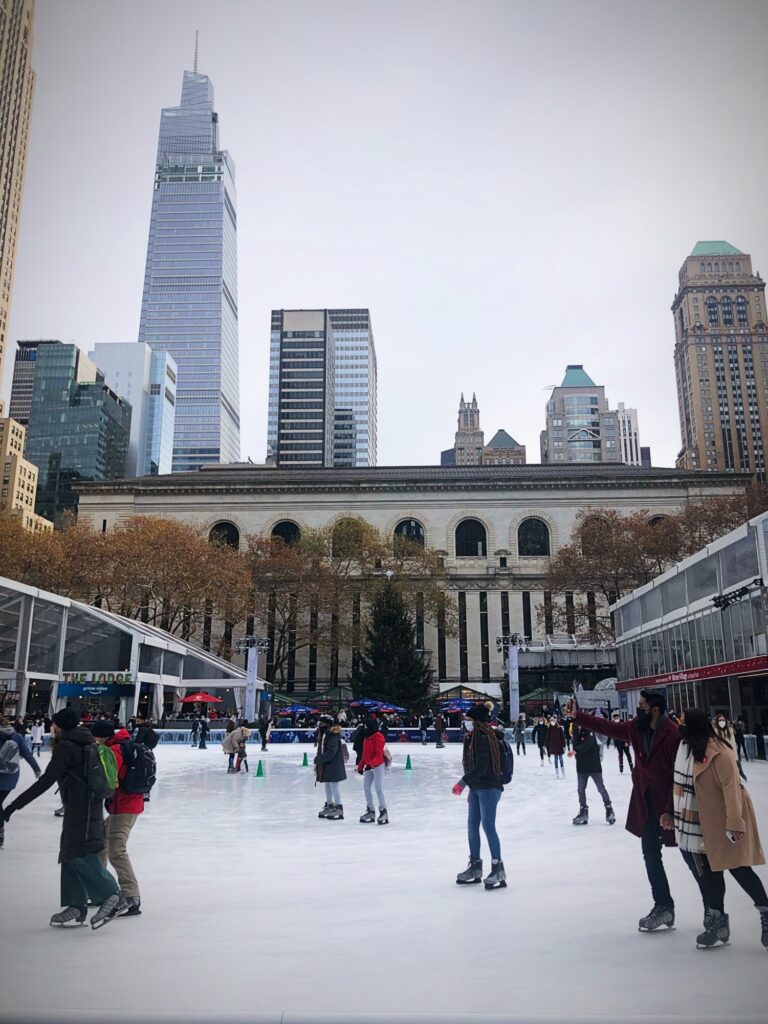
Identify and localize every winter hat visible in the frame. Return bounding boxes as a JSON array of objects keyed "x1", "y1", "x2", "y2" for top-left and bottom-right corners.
[
  {"x1": 90, "y1": 721, "x2": 115, "y2": 739},
  {"x1": 466, "y1": 704, "x2": 490, "y2": 723},
  {"x1": 318, "y1": 714, "x2": 334, "y2": 726},
  {"x1": 52, "y1": 708, "x2": 79, "y2": 731}
]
